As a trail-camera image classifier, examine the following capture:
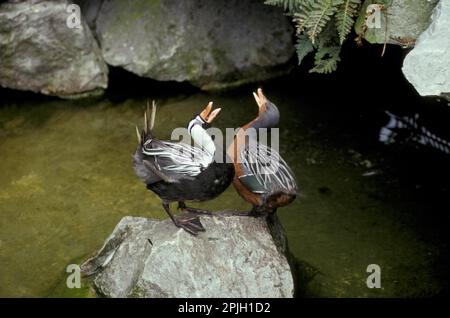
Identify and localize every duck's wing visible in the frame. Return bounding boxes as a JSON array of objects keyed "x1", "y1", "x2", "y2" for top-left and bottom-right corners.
[
  {"x1": 238, "y1": 142, "x2": 297, "y2": 195},
  {"x1": 134, "y1": 139, "x2": 213, "y2": 184}
]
